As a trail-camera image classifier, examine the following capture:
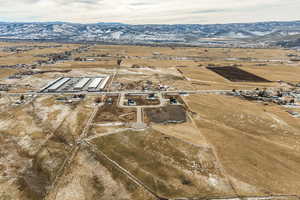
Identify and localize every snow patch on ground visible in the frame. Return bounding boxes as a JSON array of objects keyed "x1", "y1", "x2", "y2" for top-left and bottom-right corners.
[
  {"x1": 208, "y1": 174, "x2": 219, "y2": 187},
  {"x1": 206, "y1": 174, "x2": 232, "y2": 191},
  {"x1": 93, "y1": 122, "x2": 125, "y2": 127},
  {"x1": 56, "y1": 177, "x2": 86, "y2": 200},
  {"x1": 230, "y1": 176, "x2": 258, "y2": 193},
  {"x1": 17, "y1": 135, "x2": 33, "y2": 150},
  {"x1": 267, "y1": 113, "x2": 289, "y2": 127},
  {"x1": 0, "y1": 119, "x2": 13, "y2": 131},
  {"x1": 36, "y1": 104, "x2": 71, "y2": 129}
]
